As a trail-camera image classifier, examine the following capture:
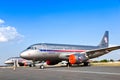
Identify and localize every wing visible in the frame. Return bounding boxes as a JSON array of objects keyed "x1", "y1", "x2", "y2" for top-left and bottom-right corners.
[{"x1": 86, "y1": 46, "x2": 120, "y2": 59}]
